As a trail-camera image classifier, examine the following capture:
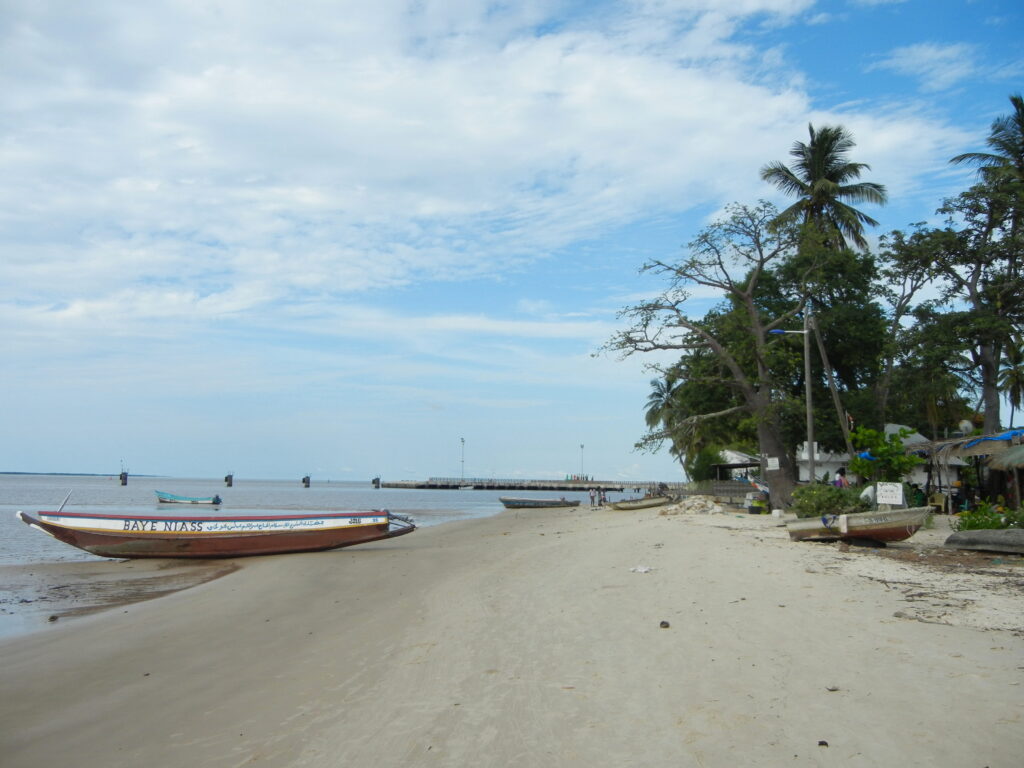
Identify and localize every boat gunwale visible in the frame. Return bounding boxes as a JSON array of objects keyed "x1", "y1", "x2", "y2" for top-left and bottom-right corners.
[{"x1": 35, "y1": 509, "x2": 391, "y2": 523}]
